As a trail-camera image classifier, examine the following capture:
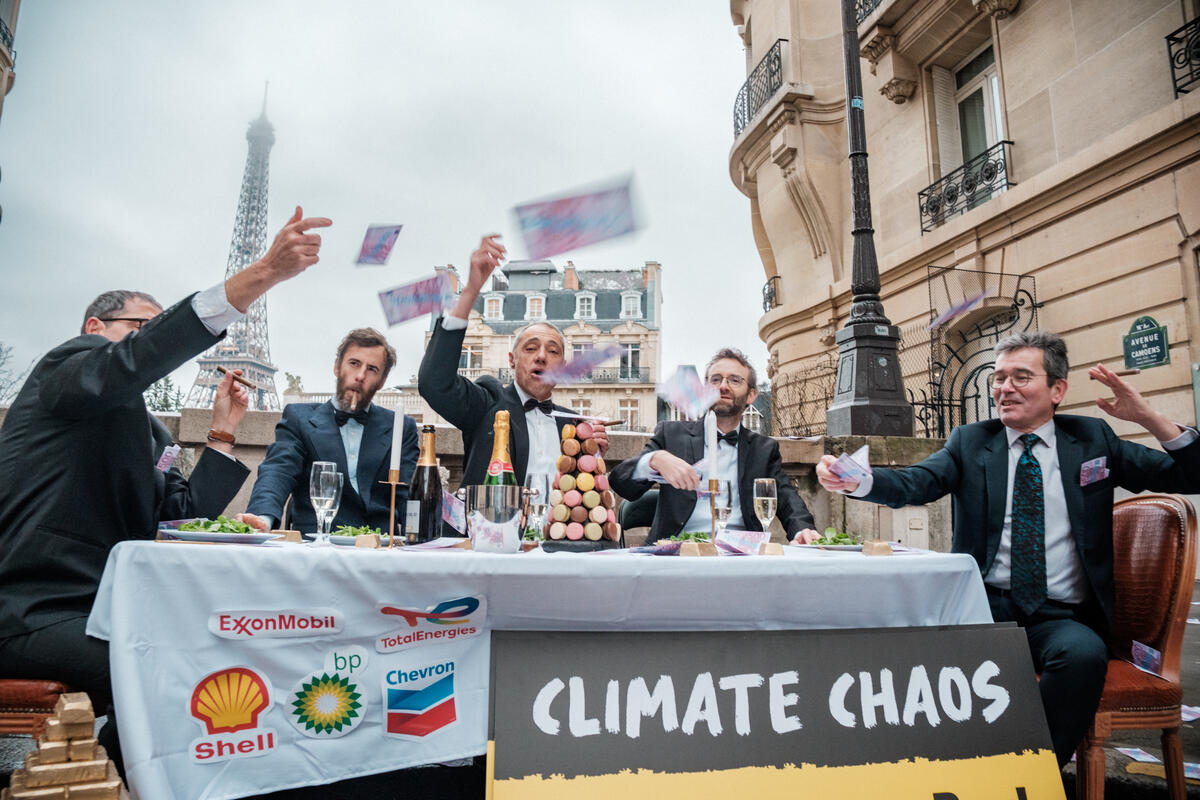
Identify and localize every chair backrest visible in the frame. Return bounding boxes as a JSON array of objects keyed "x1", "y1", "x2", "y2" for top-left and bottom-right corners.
[{"x1": 1110, "y1": 493, "x2": 1197, "y2": 682}]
